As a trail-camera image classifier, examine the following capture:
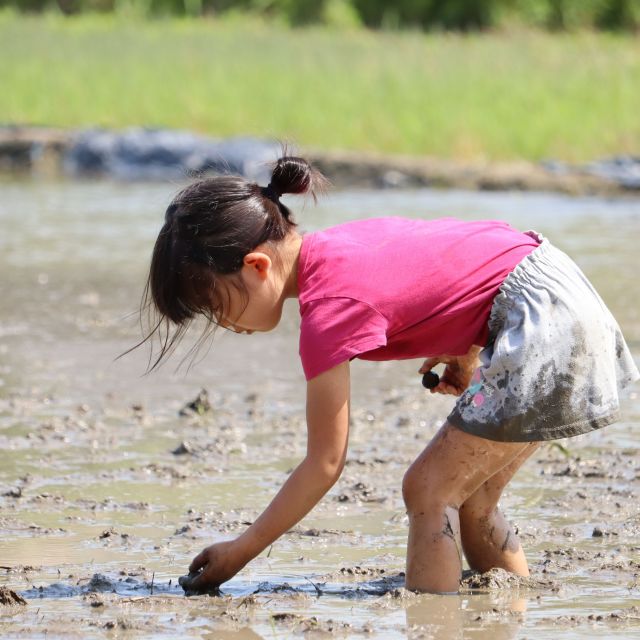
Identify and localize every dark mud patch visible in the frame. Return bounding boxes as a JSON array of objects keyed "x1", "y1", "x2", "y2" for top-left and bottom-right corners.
[
  {"x1": 19, "y1": 571, "x2": 181, "y2": 600},
  {"x1": 178, "y1": 389, "x2": 212, "y2": 417},
  {"x1": 17, "y1": 569, "x2": 408, "y2": 603},
  {"x1": 0, "y1": 586, "x2": 27, "y2": 606},
  {"x1": 252, "y1": 572, "x2": 406, "y2": 599}
]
